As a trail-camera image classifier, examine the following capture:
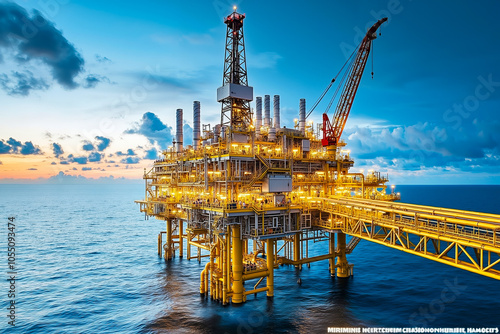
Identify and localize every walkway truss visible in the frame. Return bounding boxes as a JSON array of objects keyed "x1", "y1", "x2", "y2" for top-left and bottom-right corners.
[{"x1": 314, "y1": 197, "x2": 500, "y2": 280}]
